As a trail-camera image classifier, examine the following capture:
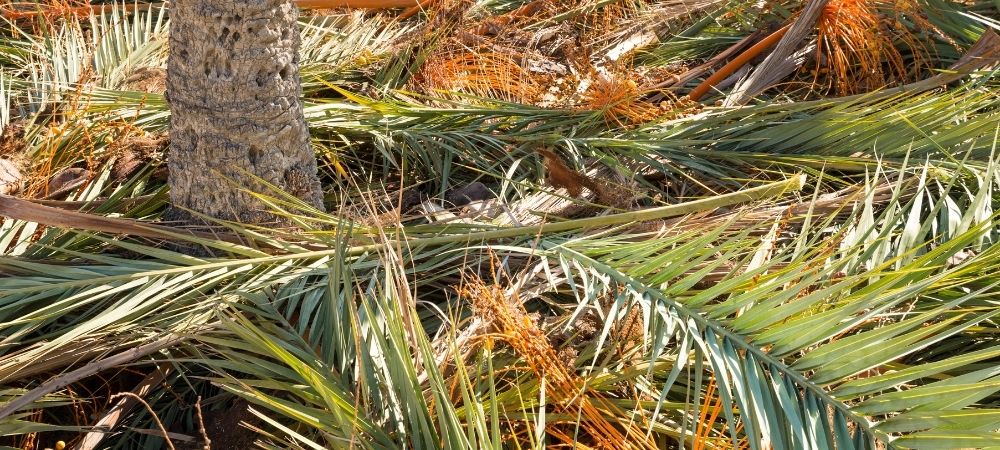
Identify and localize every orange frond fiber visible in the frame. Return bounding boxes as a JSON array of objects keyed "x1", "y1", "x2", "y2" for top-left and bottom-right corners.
[
  {"x1": 693, "y1": 378, "x2": 749, "y2": 450},
  {"x1": 420, "y1": 52, "x2": 544, "y2": 103},
  {"x1": 580, "y1": 0, "x2": 645, "y2": 42},
  {"x1": 0, "y1": 0, "x2": 106, "y2": 21},
  {"x1": 582, "y1": 75, "x2": 665, "y2": 127},
  {"x1": 457, "y1": 269, "x2": 657, "y2": 450},
  {"x1": 814, "y1": 0, "x2": 922, "y2": 95},
  {"x1": 693, "y1": 378, "x2": 723, "y2": 450}
]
